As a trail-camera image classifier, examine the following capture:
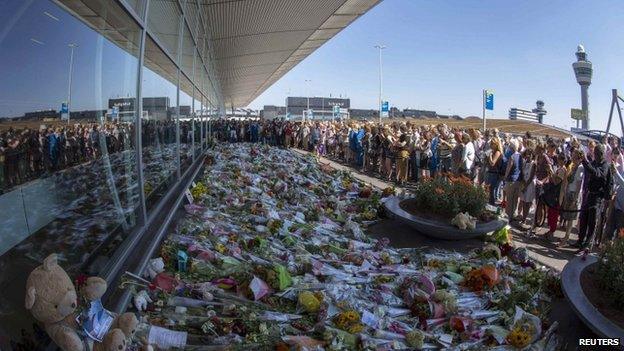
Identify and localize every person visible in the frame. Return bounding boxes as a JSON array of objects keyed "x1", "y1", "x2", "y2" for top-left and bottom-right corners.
[
  {"x1": 420, "y1": 131, "x2": 432, "y2": 179},
  {"x1": 519, "y1": 148, "x2": 536, "y2": 226},
  {"x1": 542, "y1": 153, "x2": 567, "y2": 239},
  {"x1": 576, "y1": 144, "x2": 612, "y2": 250},
  {"x1": 48, "y1": 130, "x2": 59, "y2": 171},
  {"x1": 429, "y1": 130, "x2": 439, "y2": 178},
  {"x1": 381, "y1": 128, "x2": 394, "y2": 180},
  {"x1": 450, "y1": 132, "x2": 464, "y2": 175},
  {"x1": 460, "y1": 132, "x2": 475, "y2": 178},
  {"x1": 355, "y1": 125, "x2": 365, "y2": 167},
  {"x1": 436, "y1": 127, "x2": 454, "y2": 175},
  {"x1": 603, "y1": 163, "x2": 624, "y2": 243},
  {"x1": 485, "y1": 137, "x2": 503, "y2": 205},
  {"x1": 409, "y1": 127, "x2": 421, "y2": 183},
  {"x1": 0, "y1": 140, "x2": 5, "y2": 191},
  {"x1": 503, "y1": 139, "x2": 523, "y2": 221},
  {"x1": 558, "y1": 150, "x2": 585, "y2": 247},
  {"x1": 395, "y1": 133, "x2": 410, "y2": 185}
]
